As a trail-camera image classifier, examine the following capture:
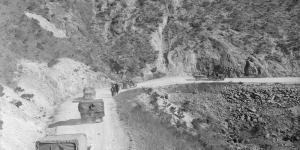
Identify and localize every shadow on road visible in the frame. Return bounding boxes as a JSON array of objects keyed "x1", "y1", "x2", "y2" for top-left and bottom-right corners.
[{"x1": 48, "y1": 119, "x2": 102, "y2": 128}]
